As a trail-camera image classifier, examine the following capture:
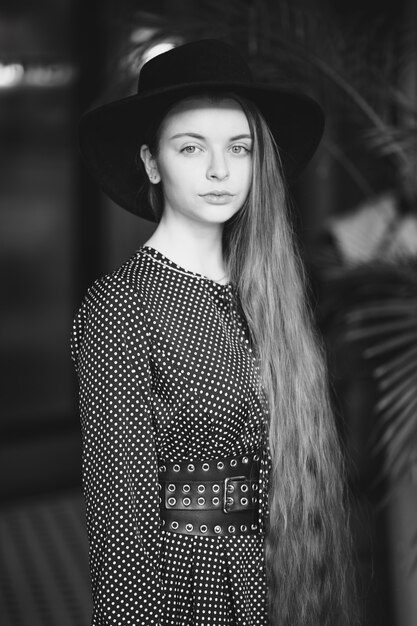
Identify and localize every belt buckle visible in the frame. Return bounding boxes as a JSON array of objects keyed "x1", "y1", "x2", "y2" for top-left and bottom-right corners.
[{"x1": 223, "y1": 475, "x2": 246, "y2": 513}]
